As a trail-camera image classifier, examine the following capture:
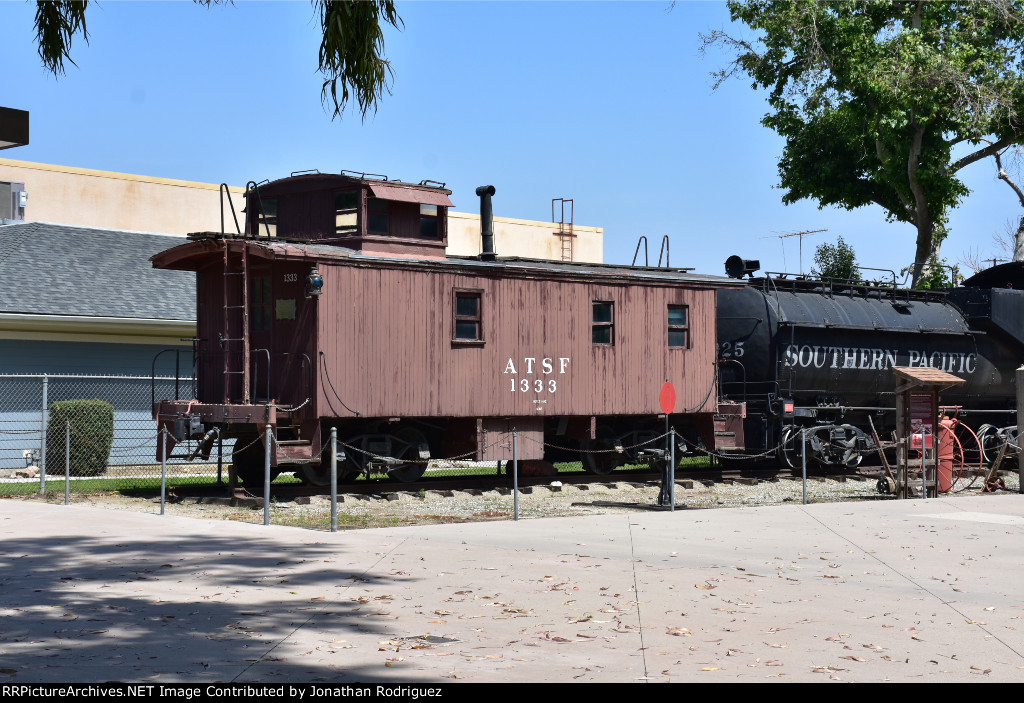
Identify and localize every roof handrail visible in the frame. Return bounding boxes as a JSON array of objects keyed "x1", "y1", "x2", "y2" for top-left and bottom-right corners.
[
  {"x1": 219, "y1": 183, "x2": 241, "y2": 236},
  {"x1": 632, "y1": 236, "x2": 648, "y2": 267}
]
